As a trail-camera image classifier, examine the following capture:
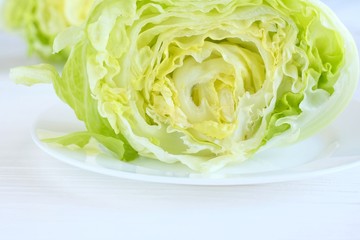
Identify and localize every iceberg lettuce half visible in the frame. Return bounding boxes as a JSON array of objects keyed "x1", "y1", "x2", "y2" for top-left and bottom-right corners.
[{"x1": 11, "y1": 0, "x2": 359, "y2": 172}]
